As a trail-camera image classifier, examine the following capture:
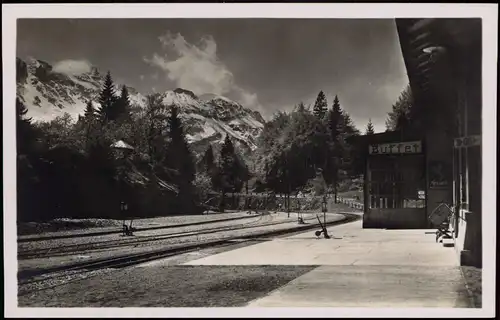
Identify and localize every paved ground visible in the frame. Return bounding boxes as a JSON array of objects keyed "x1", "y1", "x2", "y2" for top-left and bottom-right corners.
[
  {"x1": 184, "y1": 219, "x2": 459, "y2": 266},
  {"x1": 18, "y1": 215, "x2": 475, "y2": 308},
  {"x1": 185, "y1": 218, "x2": 474, "y2": 308},
  {"x1": 245, "y1": 265, "x2": 471, "y2": 308}
]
